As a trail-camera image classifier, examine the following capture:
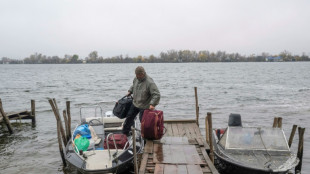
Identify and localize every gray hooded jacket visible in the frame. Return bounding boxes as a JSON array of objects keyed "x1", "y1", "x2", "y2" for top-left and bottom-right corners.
[{"x1": 128, "y1": 74, "x2": 160, "y2": 109}]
